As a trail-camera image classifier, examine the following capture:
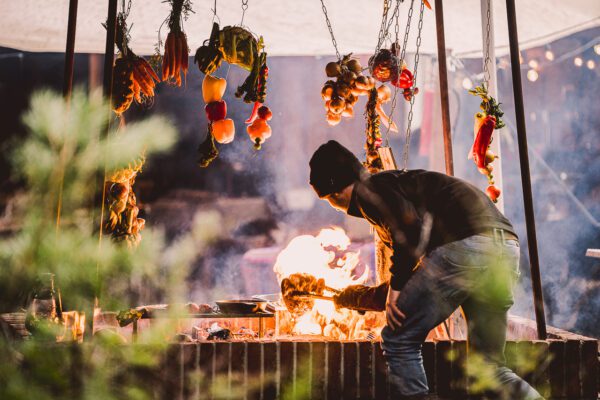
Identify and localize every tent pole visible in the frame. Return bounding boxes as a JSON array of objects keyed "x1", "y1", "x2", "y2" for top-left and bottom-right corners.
[
  {"x1": 62, "y1": 0, "x2": 78, "y2": 99},
  {"x1": 434, "y1": 0, "x2": 454, "y2": 176},
  {"x1": 102, "y1": 0, "x2": 118, "y2": 101},
  {"x1": 505, "y1": 0, "x2": 547, "y2": 340}
]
